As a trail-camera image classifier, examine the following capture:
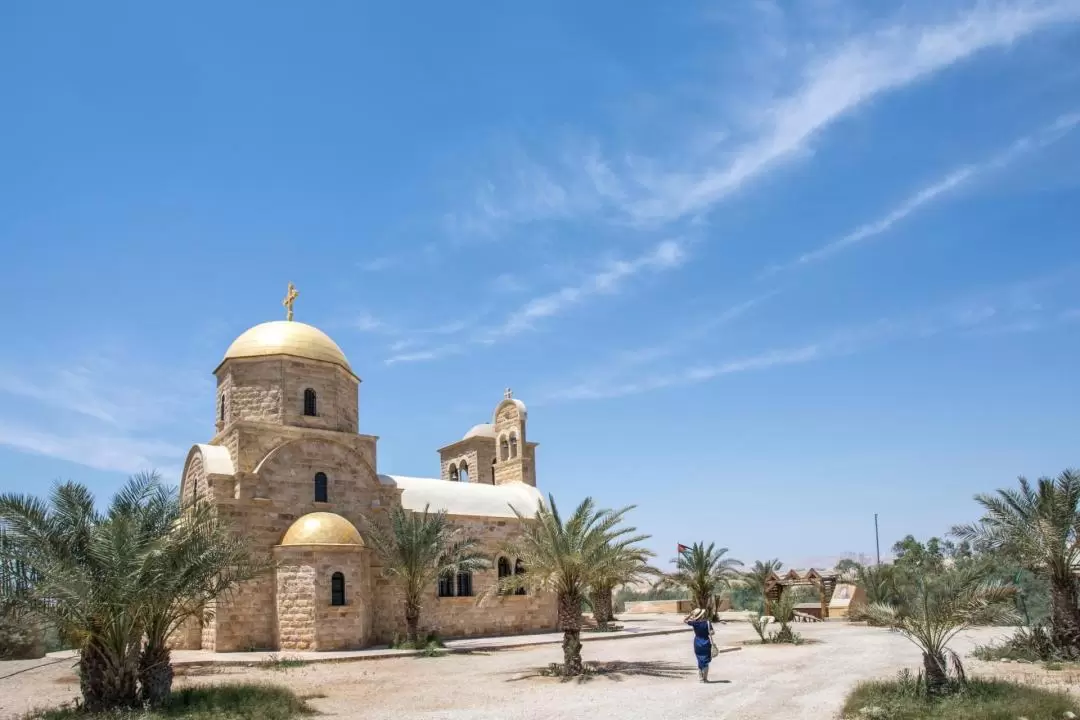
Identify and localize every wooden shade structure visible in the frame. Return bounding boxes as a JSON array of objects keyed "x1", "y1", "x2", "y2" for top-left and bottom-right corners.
[{"x1": 764, "y1": 568, "x2": 841, "y2": 620}]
